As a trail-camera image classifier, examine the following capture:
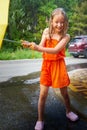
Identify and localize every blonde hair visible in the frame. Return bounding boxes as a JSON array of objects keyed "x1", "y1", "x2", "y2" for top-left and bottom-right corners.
[{"x1": 49, "y1": 8, "x2": 68, "y2": 38}]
